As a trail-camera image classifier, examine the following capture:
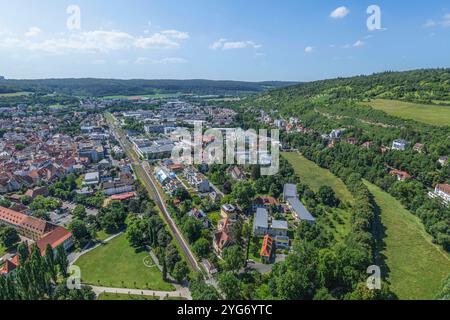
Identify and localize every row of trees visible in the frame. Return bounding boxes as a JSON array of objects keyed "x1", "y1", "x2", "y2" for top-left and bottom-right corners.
[{"x1": 0, "y1": 242, "x2": 94, "y2": 300}]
